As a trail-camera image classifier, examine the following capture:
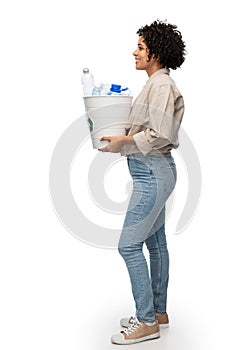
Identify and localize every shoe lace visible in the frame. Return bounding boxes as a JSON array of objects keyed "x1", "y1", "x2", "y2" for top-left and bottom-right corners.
[
  {"x1": 129, "y1": 316, "x2": 138, "y2": 325},
  {"x1": 123, "y1": 318, "x2": 141, "y2": 336}
]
